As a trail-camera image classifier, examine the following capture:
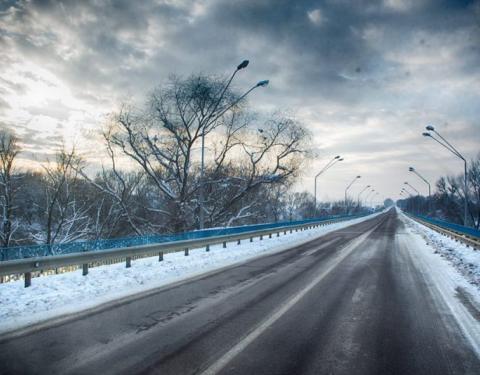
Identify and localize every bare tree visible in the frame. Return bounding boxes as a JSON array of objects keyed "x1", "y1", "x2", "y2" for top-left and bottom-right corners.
[
  {"x1": 203, "y1": 115, "x2": 310, "y2": 226},
  {"x1": 284, "y1": 191, "x2": 315, "y2": 221},
  {"x1": 35, "y1": 147, "x2": 90, "y2": 250},
  {"x1": 78, "y1": 130, "x2": 148, "y2": 237},
  {"x1": 106, "y1": 75, "x2": 311, "y2": 232},
  {"x1": 0, "y1": 130, "x2": 20, "y2": 252},
  {"x1": 468, "y1": 153, "x2": 480, "y2": 228}
]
